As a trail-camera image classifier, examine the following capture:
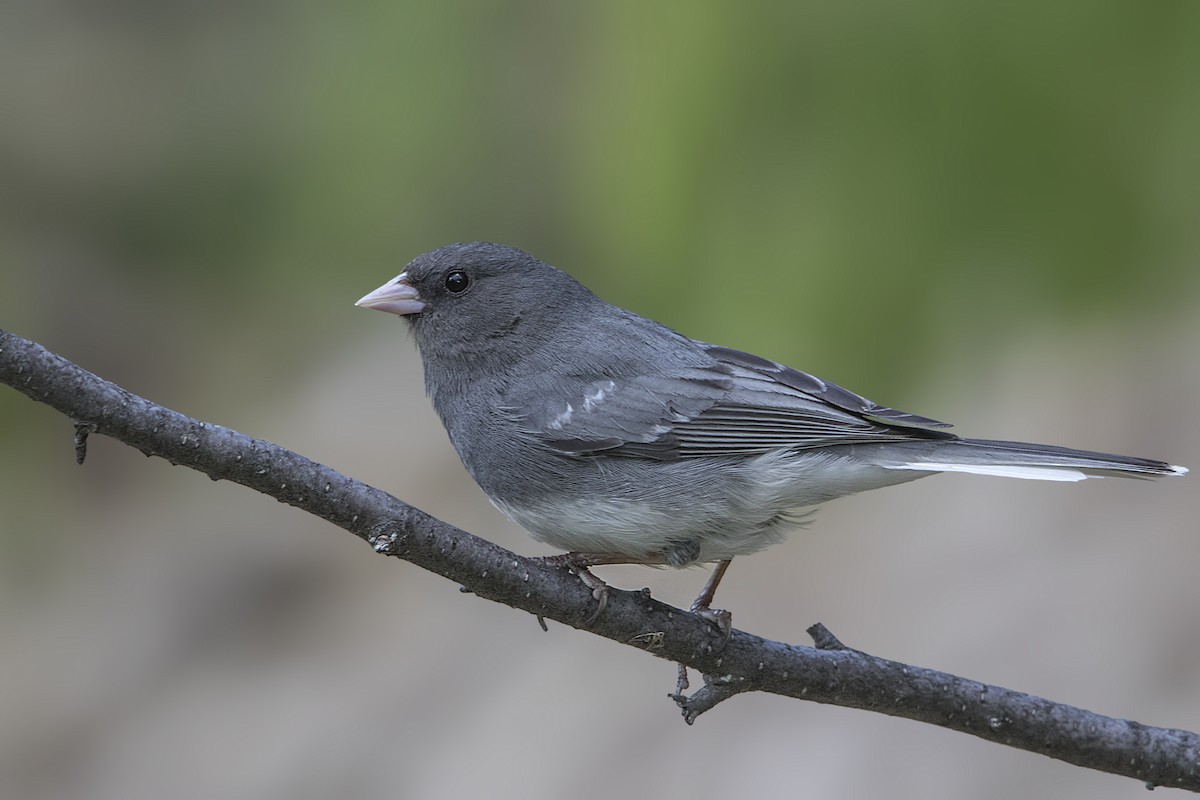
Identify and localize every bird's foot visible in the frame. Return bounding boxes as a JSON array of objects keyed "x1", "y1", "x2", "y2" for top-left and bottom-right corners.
[
  {"x1": 672, "y1": 598, "x2": 732, "y2": 700},
  {"x1": 675, "y1": 662, "x2": 690, "y2": 696},
  {"x1": 538, "y1": 553, "x2": 614, "y2": 626},
  {"x1": 674, "y1": 602, "x2": 731, "y2": 705},
  {"x1": 689, "y1": 600, "x2": 733, "y2": 645},
  {"x1": 689, "y1": 558, "x2": 734, "y2": 648},
  {"x1": 574, "y1": 566, "x2": 610, "y2": 625}
]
